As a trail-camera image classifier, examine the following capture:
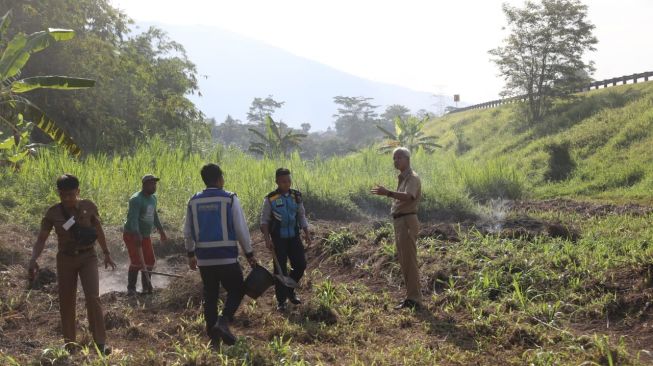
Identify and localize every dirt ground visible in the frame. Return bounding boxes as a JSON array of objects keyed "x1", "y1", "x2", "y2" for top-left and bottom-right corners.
[{"x1": 1, "y1": 200, "x2": 652, "y2": 364}]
